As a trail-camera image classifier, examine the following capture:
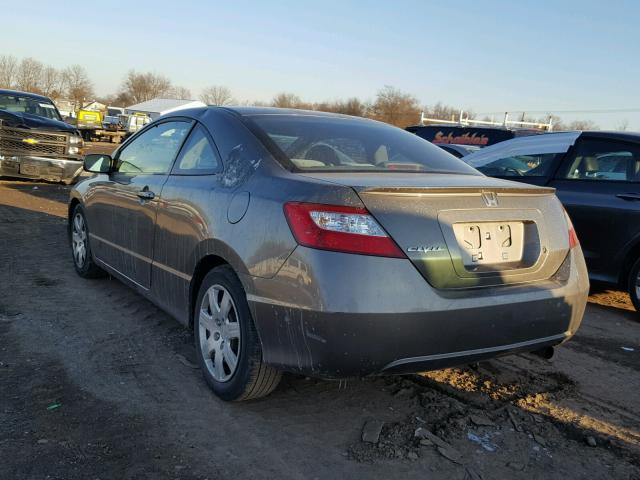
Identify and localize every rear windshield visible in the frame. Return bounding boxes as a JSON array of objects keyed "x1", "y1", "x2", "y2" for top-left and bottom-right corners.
[
  {"x1": 248, "y1": 114, "x2": 480, "y2": 175},
  {"x1": 0, "y1": 93, "x2": 62, "y2": 121}
]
